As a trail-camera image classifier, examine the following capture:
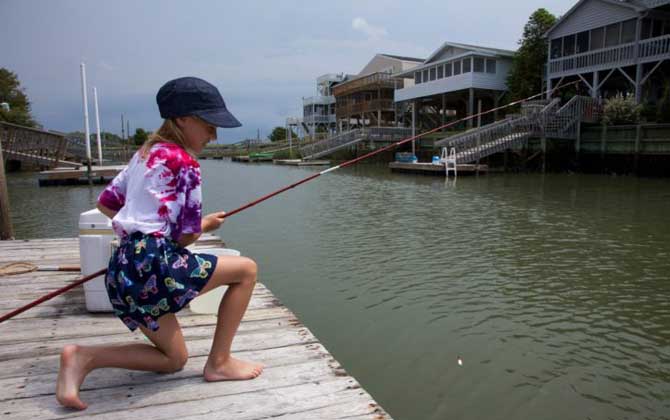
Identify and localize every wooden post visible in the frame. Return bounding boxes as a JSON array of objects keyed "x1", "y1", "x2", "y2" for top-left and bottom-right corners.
[
  {"x1": 634, "y1": 124, "x2": 641, "y2": 174},
  {"x1": 0, "y1": 140, "x2": 14, "y2": 240},
  {"x1": 575, "y1": 120, "x2": 581, "y2": 169},
  {"x1": 601, "y1": 124, "x2": 607, "y2": 173},
  {"x1": 467, "y1": 88, "x2": 474, "y2": 129},
  {"x1": 411, "y1": 101, "x2": 416, "y2": 157},
  {"x1": 541, "y1": 134, "x2": 547, "y2": 173}
]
